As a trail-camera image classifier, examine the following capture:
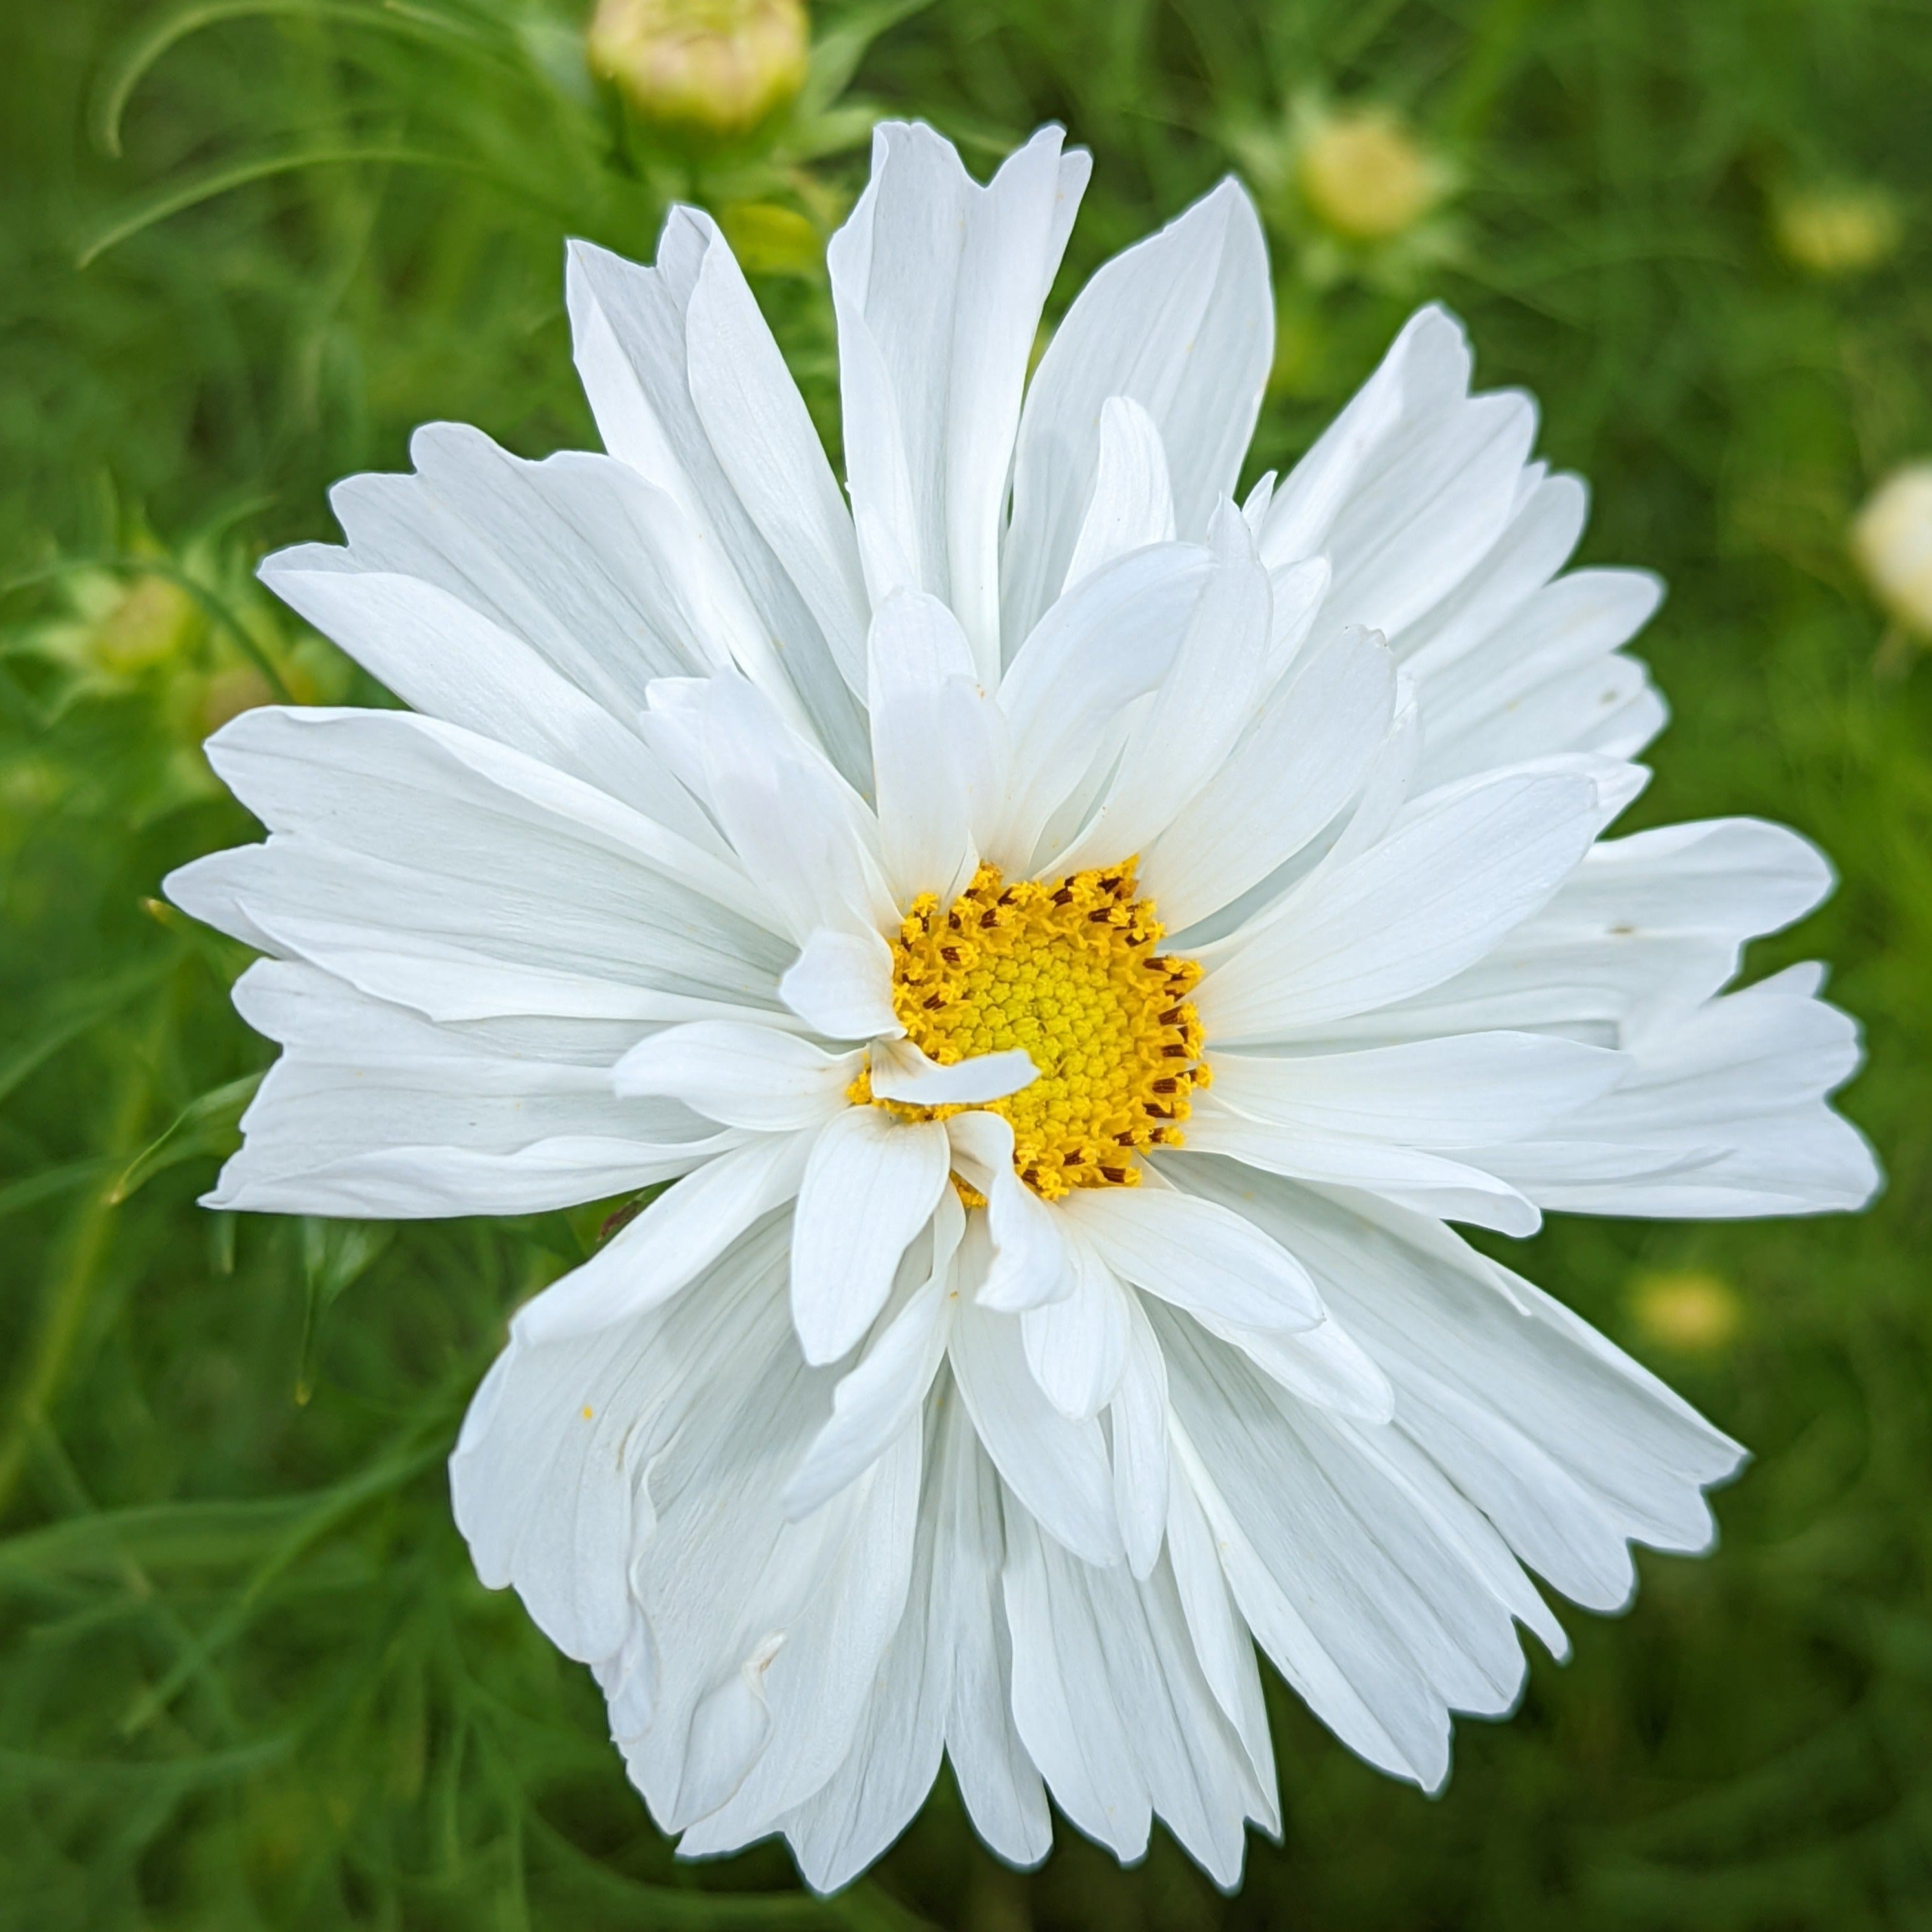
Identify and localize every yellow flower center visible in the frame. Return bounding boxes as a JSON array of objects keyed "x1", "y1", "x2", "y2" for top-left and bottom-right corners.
[{"x1": 849, "y1": 862, "x2": 1208, "y2": 1201}]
